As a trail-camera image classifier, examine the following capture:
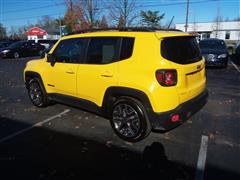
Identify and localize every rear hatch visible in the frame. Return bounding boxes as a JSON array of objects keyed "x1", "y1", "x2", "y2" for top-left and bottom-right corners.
[{"x1": 160, "y1": 35, "x2": 206, "y2": 104}]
